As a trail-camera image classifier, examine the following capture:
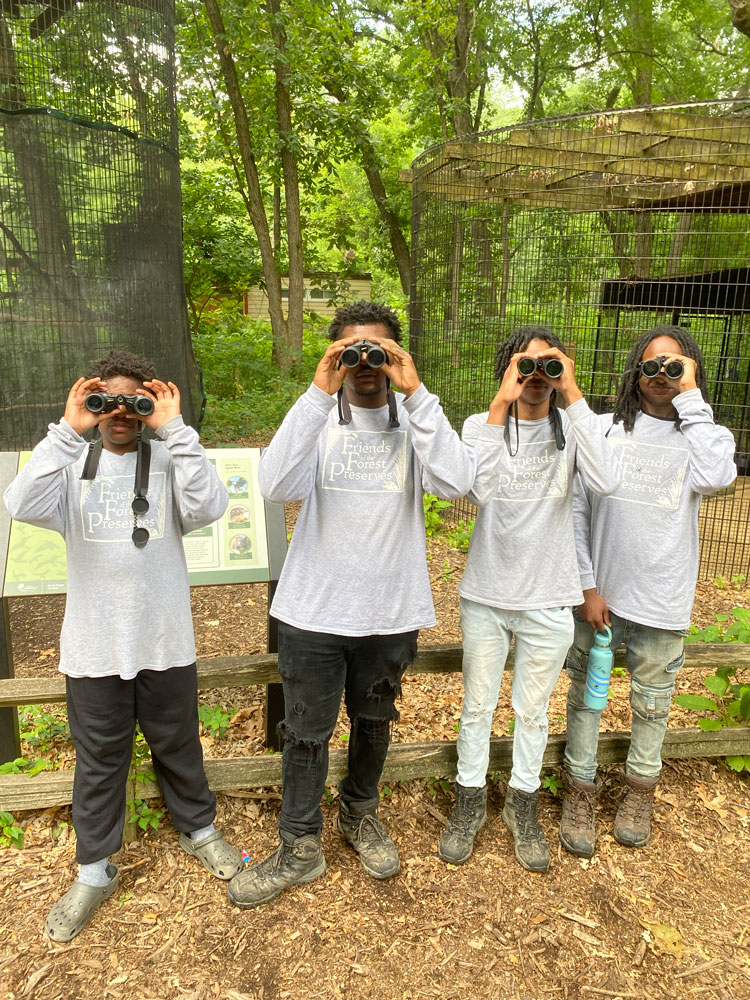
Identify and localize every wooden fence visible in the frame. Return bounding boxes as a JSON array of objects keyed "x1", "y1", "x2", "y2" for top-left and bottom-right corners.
[{"x1": 2, "y1": 642, "x2": 749, "y2": 813}]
